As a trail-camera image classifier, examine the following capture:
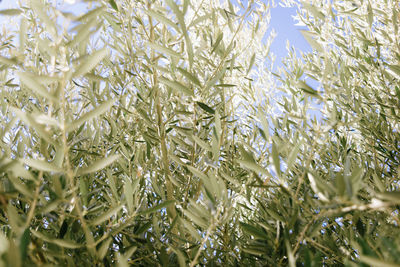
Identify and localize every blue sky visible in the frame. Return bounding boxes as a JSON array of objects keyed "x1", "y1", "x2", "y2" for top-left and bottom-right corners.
[{"x1": 269, "y1": 3, "x2": 311, "y2": 68}]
